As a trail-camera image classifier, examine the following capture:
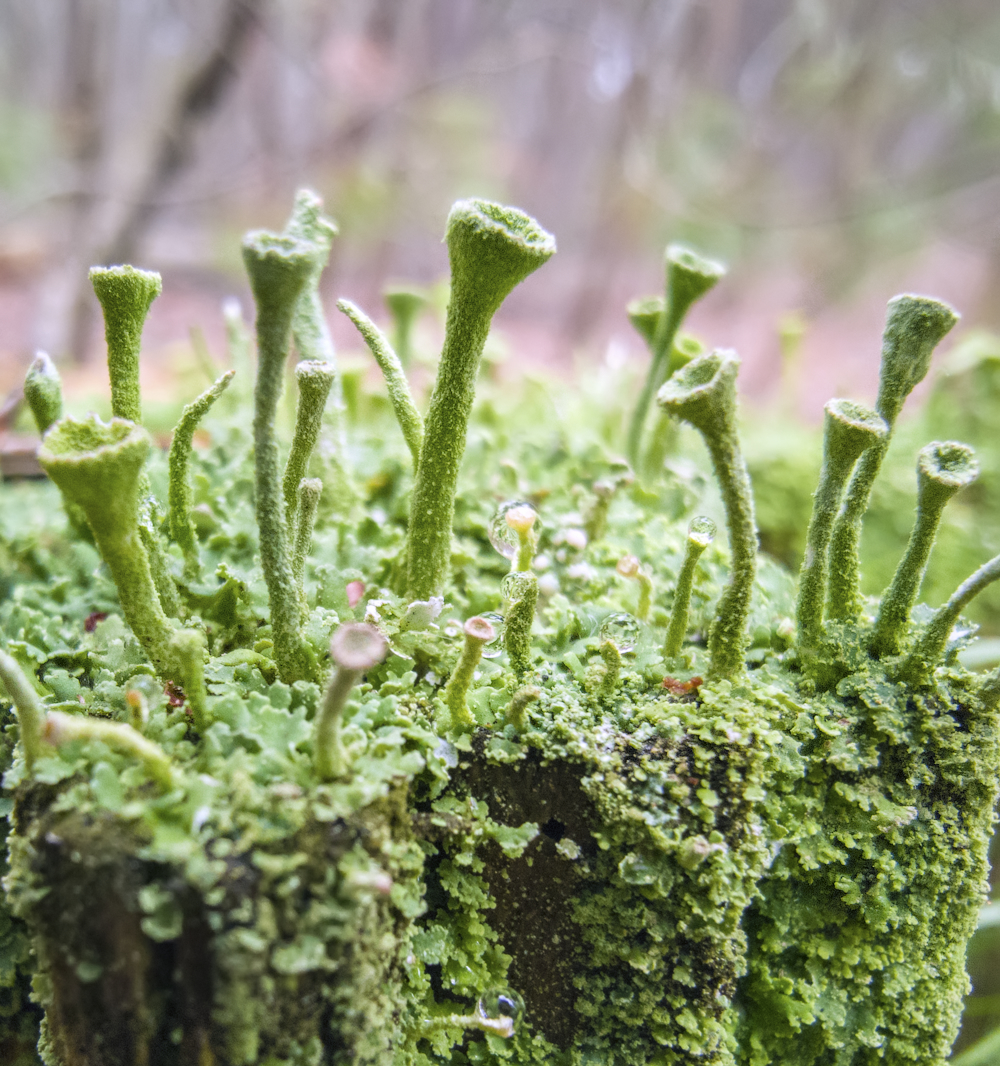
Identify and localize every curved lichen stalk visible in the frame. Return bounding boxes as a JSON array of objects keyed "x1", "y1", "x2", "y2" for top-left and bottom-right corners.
[{"x1": 657, "y1": 349, "x2": 757, "y2": 679}]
